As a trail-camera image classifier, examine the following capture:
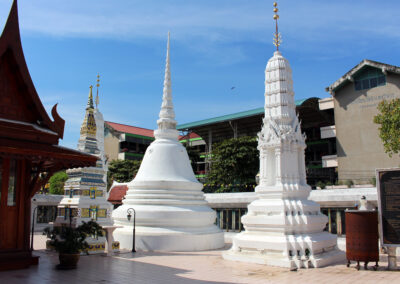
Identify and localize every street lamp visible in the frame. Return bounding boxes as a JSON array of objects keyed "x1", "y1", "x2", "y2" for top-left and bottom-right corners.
[{"x1": 127, "y1": 208, "x2": 136, "y2": 253}]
